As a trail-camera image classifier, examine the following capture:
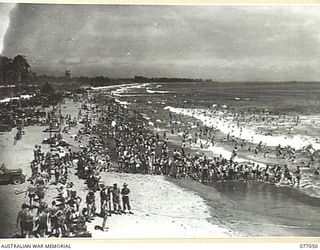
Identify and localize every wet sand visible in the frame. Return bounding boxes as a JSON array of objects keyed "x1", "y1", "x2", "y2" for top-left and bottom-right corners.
[
  {"x1": 85, "y1": 172, "x2": 231, "y2": 238},
  {"x1": 169, "y1": 177, "x2": 320, "y2": 236},
  {"x1": 98, "y1": 84, "x2": 320, "y2": 237},
  {"x1": 0, "y1": 97, "x2": 231, "y2": 238},
  {"x1": 2, "y1": 87, "x2": 320, "y2": 238}
]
